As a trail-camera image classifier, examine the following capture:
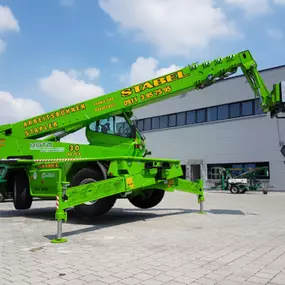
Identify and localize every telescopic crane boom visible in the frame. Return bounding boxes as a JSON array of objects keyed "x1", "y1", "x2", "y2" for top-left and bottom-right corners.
[{"x1": 0, "y1": 50, "x2": 283, "y2": 143}]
